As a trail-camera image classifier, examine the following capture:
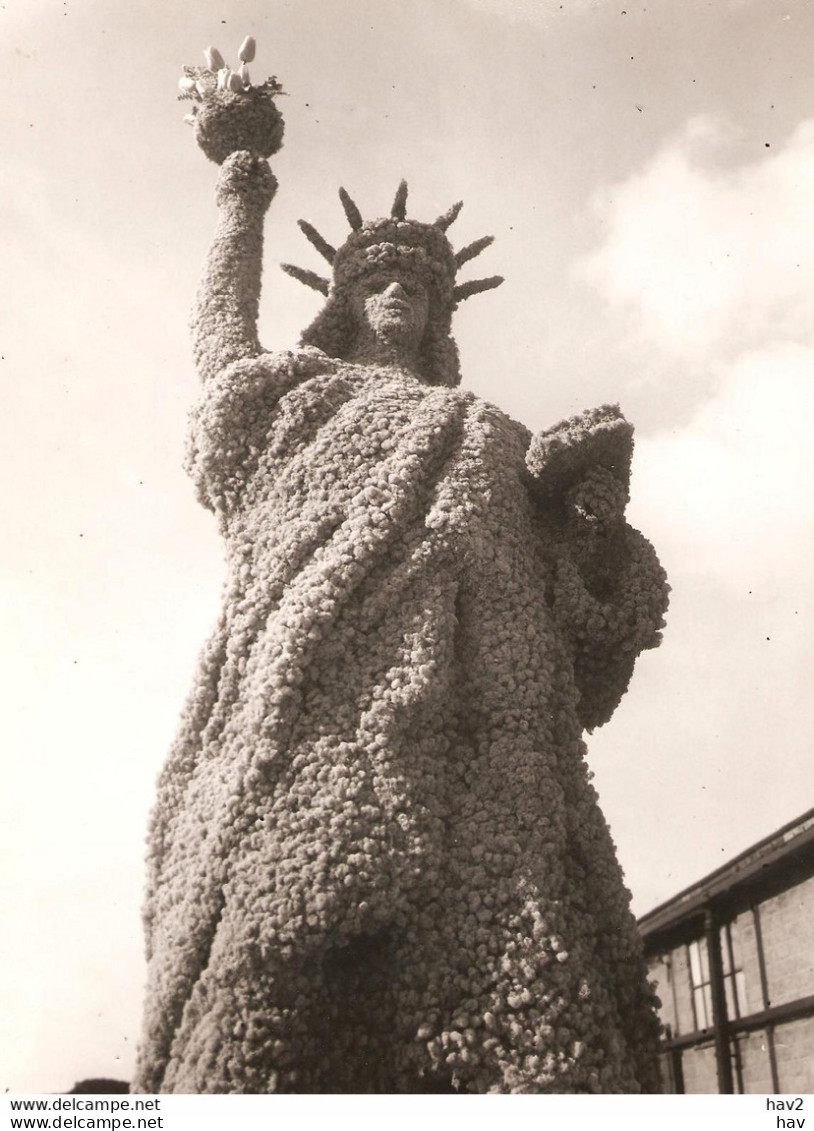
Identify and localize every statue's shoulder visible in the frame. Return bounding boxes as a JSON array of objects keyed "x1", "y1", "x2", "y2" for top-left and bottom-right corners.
[
  {"x1": 202, "y1": 346, "x2": 339, "y2": 404},
  {"x1": 231, "y1": 345, "x2": 337, "y2": 382},
  {"x1": 282, "y1": 344, "x2": 339, "y2": 378},
  {"x1": 458, "y1": 388, "x2": 533, "y2": 451}
]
